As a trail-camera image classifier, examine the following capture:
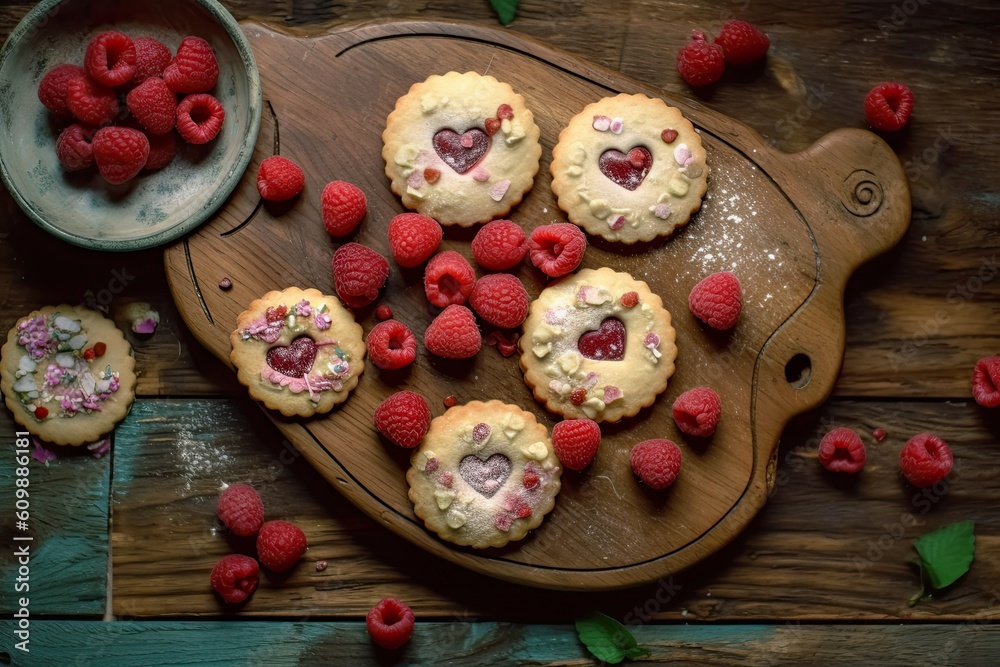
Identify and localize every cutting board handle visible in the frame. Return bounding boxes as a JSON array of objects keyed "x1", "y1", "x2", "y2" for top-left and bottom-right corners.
[{"x1": 753, "y1": 128, "x2": 910, "y2": 466}]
